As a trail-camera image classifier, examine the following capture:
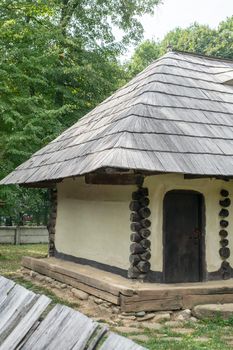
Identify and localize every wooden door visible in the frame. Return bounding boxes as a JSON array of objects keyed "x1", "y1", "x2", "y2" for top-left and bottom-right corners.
[{"x1": 163, "y1": 190, "x2": 204, "y2": 283}]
